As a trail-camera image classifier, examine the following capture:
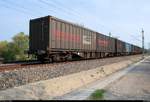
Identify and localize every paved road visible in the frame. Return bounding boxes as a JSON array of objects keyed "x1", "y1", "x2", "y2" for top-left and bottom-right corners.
[{"x1": 54, "y1": 56, "x2": 150, "y2": 100}]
